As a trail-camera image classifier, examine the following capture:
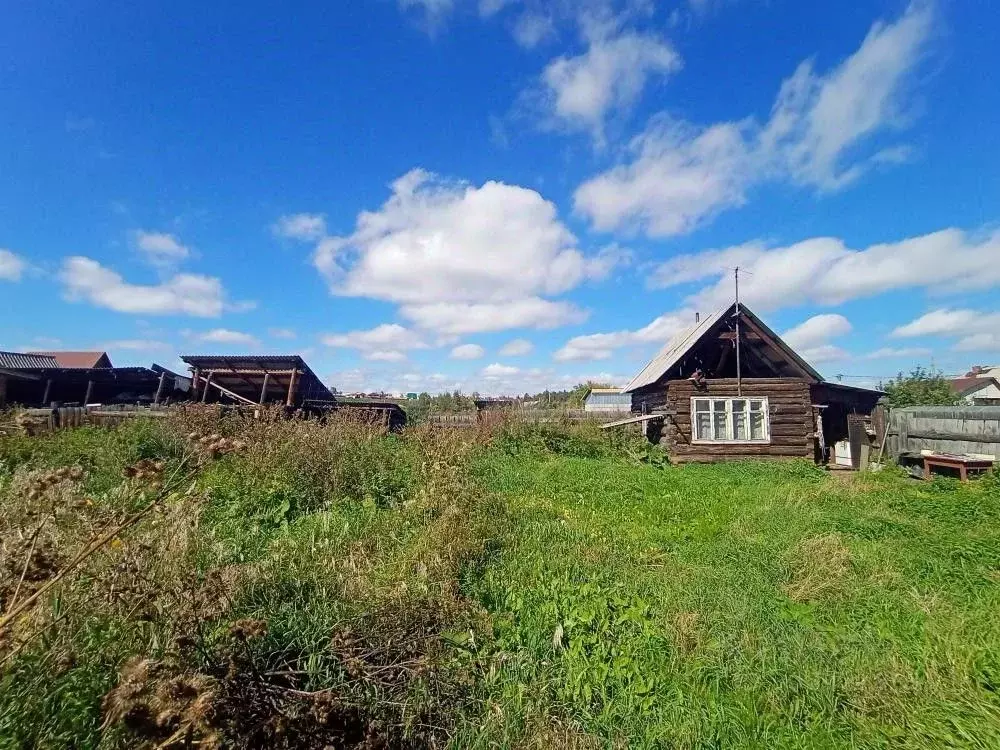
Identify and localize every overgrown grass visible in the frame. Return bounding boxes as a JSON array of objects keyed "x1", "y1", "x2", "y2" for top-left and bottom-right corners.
[{"x1": 0, "y1": 411, "x2": 998, "y2": 748}]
